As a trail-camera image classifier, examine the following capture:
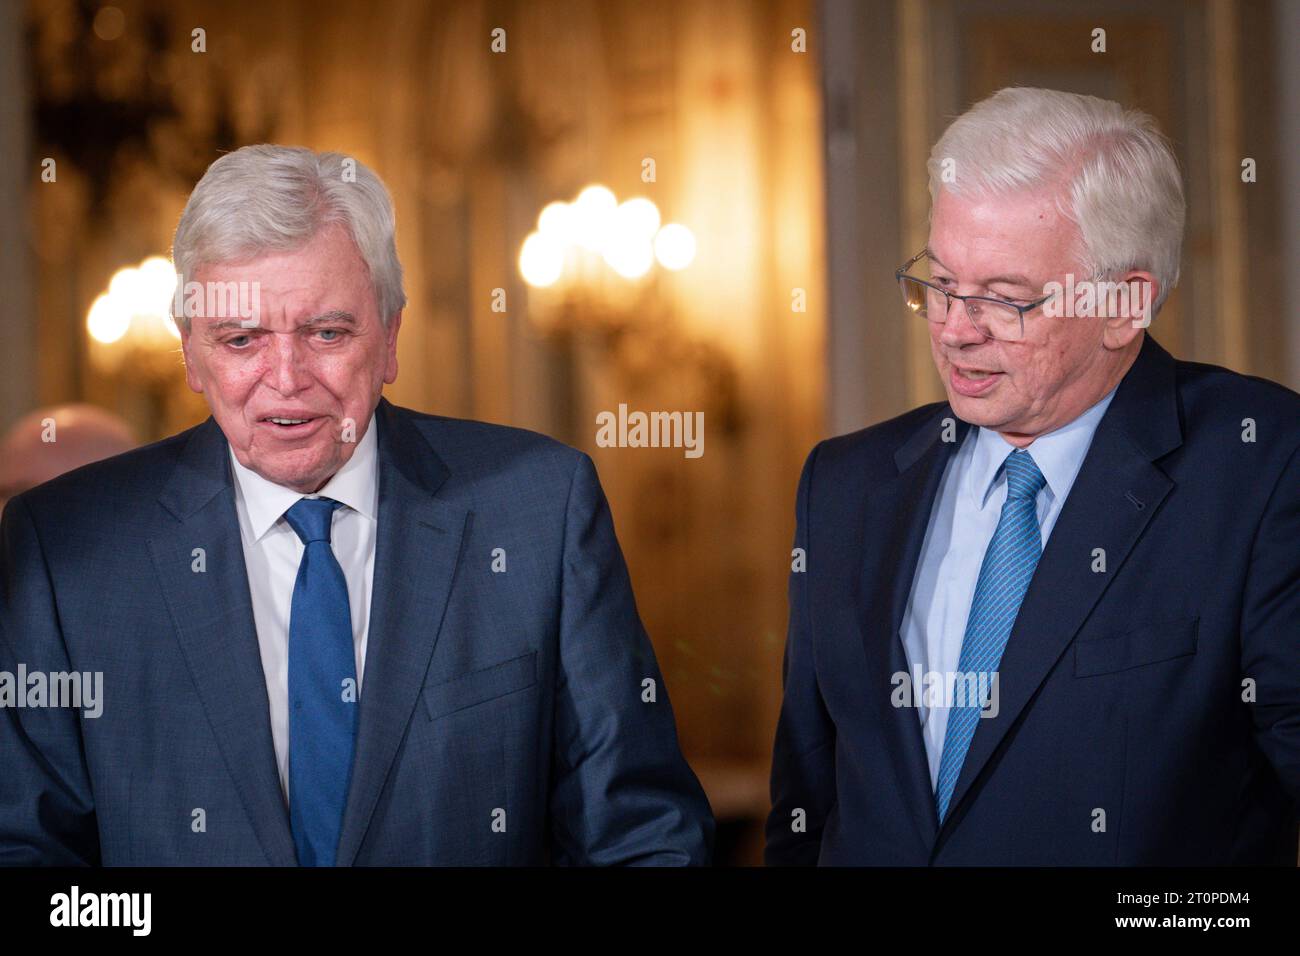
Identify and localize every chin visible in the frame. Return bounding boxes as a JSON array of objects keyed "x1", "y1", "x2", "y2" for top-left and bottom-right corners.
[
  {"x1": 947, "y1": 392, "x2": 1002, "y2": 428},
  {"x1": 254, "y1": 454, "x2": 336, "y2": 492}
]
